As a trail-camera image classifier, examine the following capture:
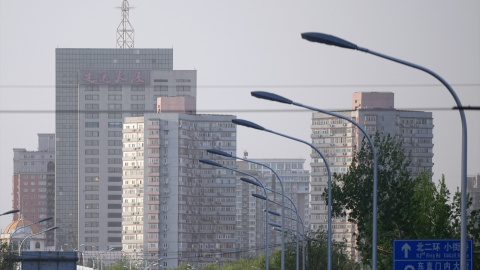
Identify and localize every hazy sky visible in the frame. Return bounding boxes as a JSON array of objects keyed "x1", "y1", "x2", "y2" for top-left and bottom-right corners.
[{"x1": 0, "y1": 1, "x2": 479, "y2": 229}]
